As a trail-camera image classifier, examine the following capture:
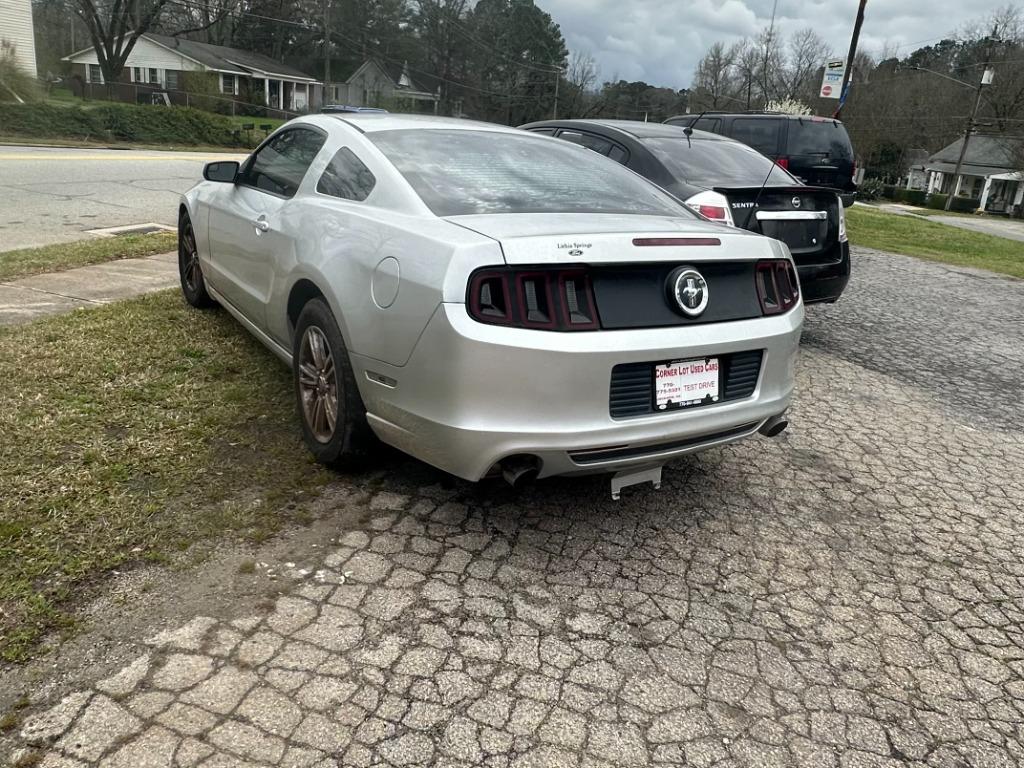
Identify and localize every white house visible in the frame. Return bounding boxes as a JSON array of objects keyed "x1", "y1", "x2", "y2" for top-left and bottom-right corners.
[
  {"x1": 63, "y1": 33, "x2": 321, "y2": 113},
  {"x1": 0, "y1": 0, "x2": 38, "y2": 78},
  {"x1": 925, "y1": 134, "x2": 1024, "y2": 215}
]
